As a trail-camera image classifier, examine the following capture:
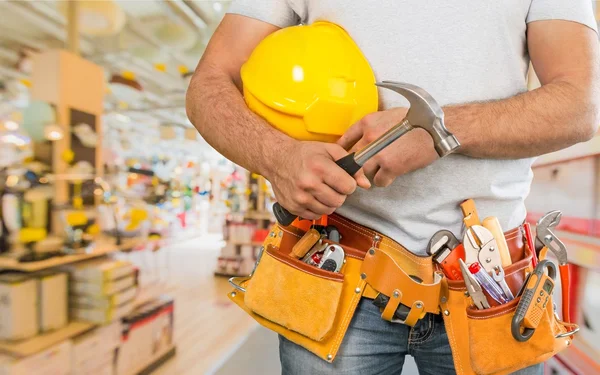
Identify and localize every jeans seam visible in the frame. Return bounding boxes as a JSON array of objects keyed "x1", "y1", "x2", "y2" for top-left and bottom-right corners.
[{"x1": 409, "y1": 314, "x2": 435, "y2": 346}]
